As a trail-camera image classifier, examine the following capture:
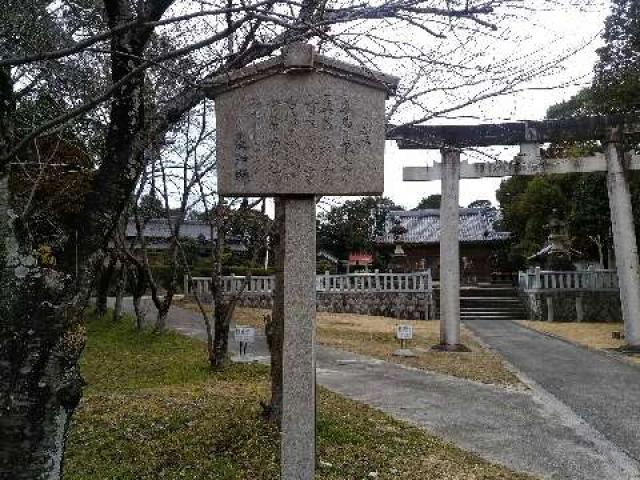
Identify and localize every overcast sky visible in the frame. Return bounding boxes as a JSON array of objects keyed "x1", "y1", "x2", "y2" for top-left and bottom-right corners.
[{"x1": 381, "y1": 1, "x2": 611, "y2": 210}]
